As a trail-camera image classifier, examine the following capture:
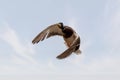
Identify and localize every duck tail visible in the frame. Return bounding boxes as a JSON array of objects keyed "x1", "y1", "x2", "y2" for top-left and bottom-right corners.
[{"x1": 75, "y1": 49, "x2": 82, "y2": 55}]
